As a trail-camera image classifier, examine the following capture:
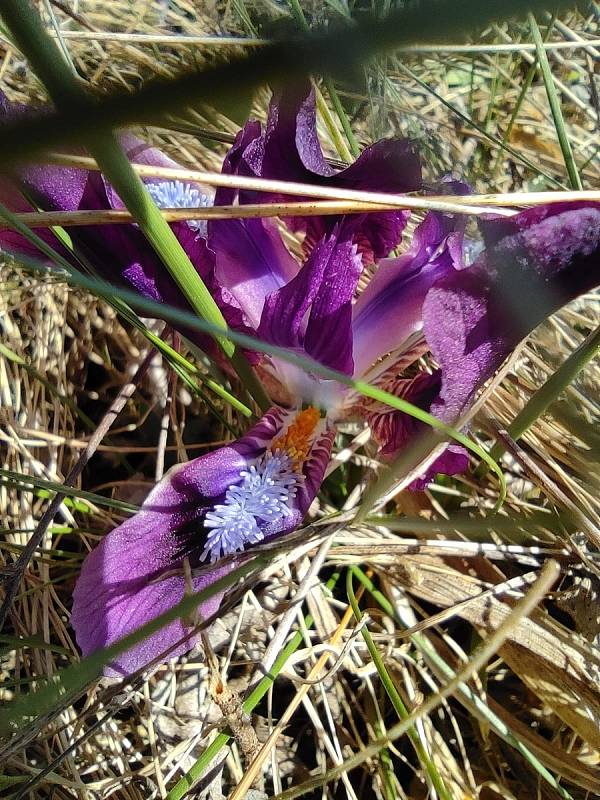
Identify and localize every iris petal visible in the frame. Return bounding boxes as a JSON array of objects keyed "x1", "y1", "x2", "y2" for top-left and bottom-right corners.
[
  {"x1": 257, "y1": 229, "x2": 362, "y2": 375},
  {"x1": 223, "y1": 81, "x2": 421, "y2": 261},
  {"x1": 71, "y1": 408, "x2": 333, "y2": 675},
  {"x1": 424, "y1": 203, "x2": 600, "y2": 424},
  {"x1": 352, "y1": 211, "x2": 463, "y2": 377}
]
